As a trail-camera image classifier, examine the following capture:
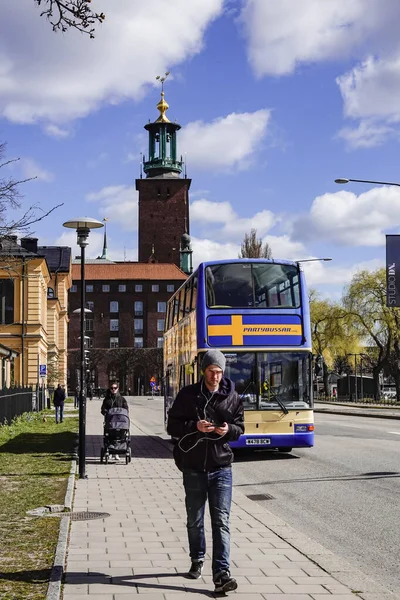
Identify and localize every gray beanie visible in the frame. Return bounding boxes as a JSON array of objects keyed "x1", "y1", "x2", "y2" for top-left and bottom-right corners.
[{"x1": 201, "y1": 349, "x2": 226, "y2": 373}]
